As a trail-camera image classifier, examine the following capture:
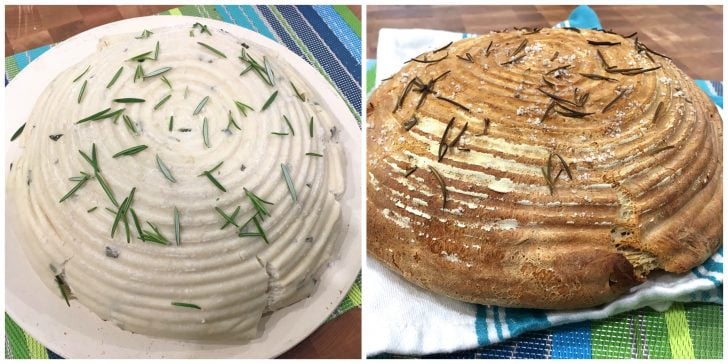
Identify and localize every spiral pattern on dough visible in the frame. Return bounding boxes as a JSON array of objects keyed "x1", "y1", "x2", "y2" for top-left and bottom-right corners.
[
  {"x1": 9, "y1": 25, "x2": 346, "y2": 340},
  {"x1": 367, "y1": 28, "x2": 722, "y2": 309}
]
